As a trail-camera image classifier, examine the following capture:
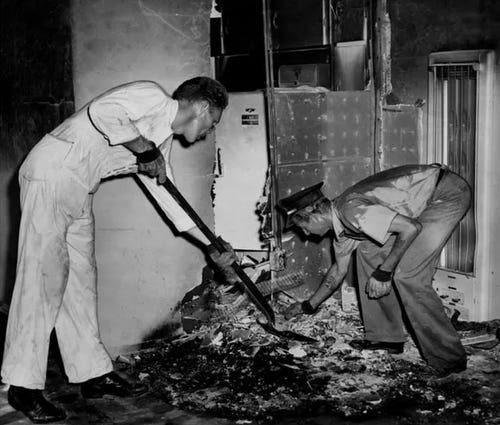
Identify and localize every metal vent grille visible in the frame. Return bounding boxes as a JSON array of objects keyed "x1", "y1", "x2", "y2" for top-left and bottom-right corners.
[{"x1": 430, "y1": 63, "x2": 477, "y2": 273}]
